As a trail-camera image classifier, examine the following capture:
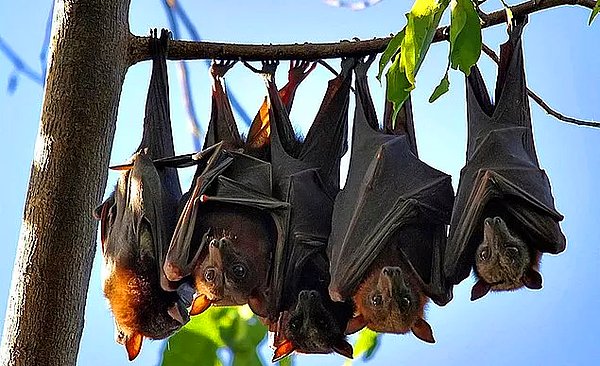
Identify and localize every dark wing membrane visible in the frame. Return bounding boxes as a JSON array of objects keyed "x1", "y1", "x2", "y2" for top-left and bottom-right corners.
[
  {"x1": 328, "y1": 60, "x2": 454, "y2": 304},
  {"x1": 445, "y1": 17, "x2": 566, "y2": 285},
  {"x1": 297, "y1": 58, "x2": 354, "y2": 189},
  {"x1": 203, "y1": 65, "x2": 244, "y2": 150}
]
